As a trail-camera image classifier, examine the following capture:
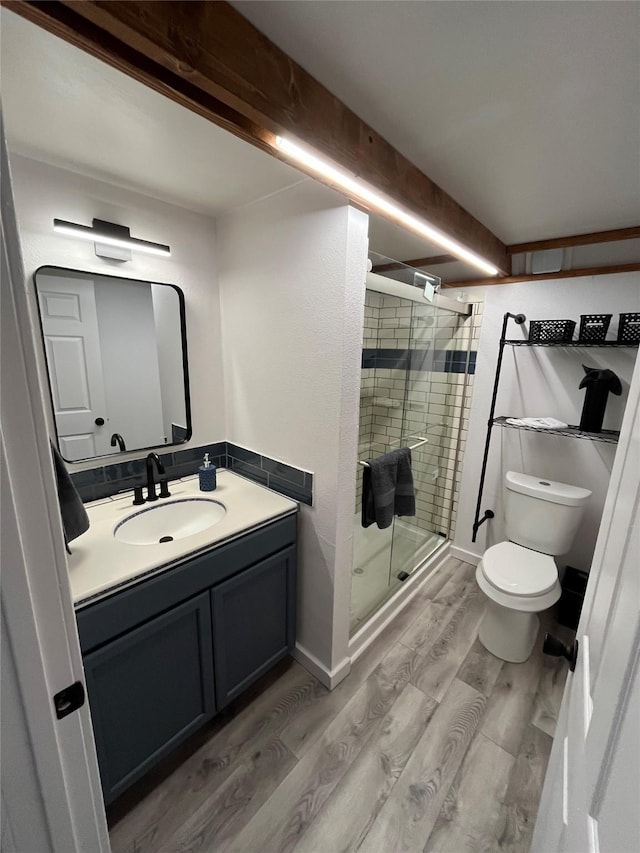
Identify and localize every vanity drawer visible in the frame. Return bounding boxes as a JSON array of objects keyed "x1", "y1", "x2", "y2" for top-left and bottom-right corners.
[{"x1": 76, "y1": 514, "x2": 296, "y2": 654}]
